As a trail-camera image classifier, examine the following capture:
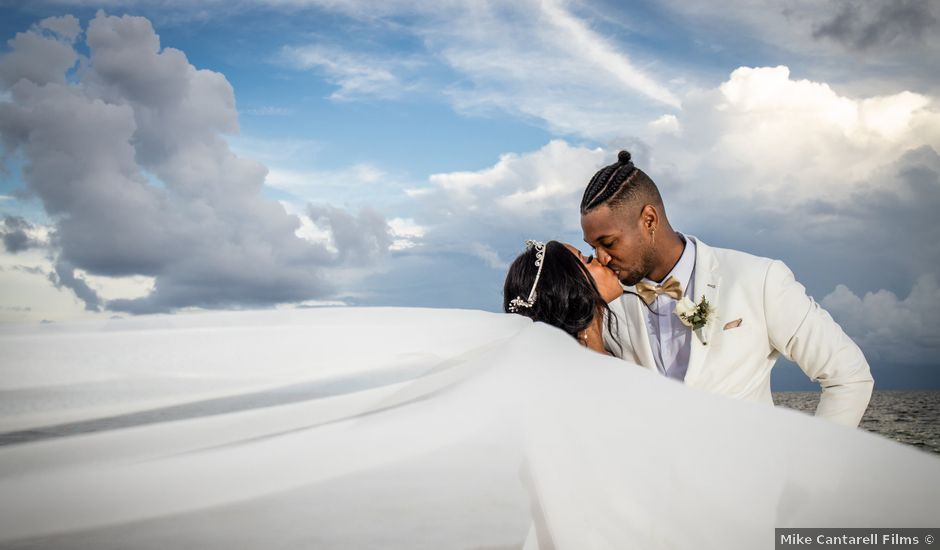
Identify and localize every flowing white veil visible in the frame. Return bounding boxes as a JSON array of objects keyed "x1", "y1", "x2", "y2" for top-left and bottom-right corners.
[{"x1": 1, "y1": 308, "x2": 938, "y2": 549}]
